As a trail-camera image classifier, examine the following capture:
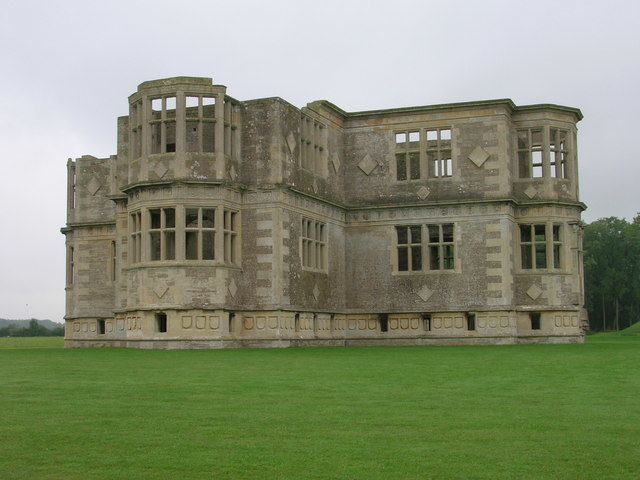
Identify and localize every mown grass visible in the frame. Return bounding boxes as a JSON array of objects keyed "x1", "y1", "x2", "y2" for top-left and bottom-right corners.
[
  {"x1": 1, "y1": 334, "x2": 638, "y2": 480},
  {"x1": 0, "y1": 336, "x2": 63, "y2": 349}
]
